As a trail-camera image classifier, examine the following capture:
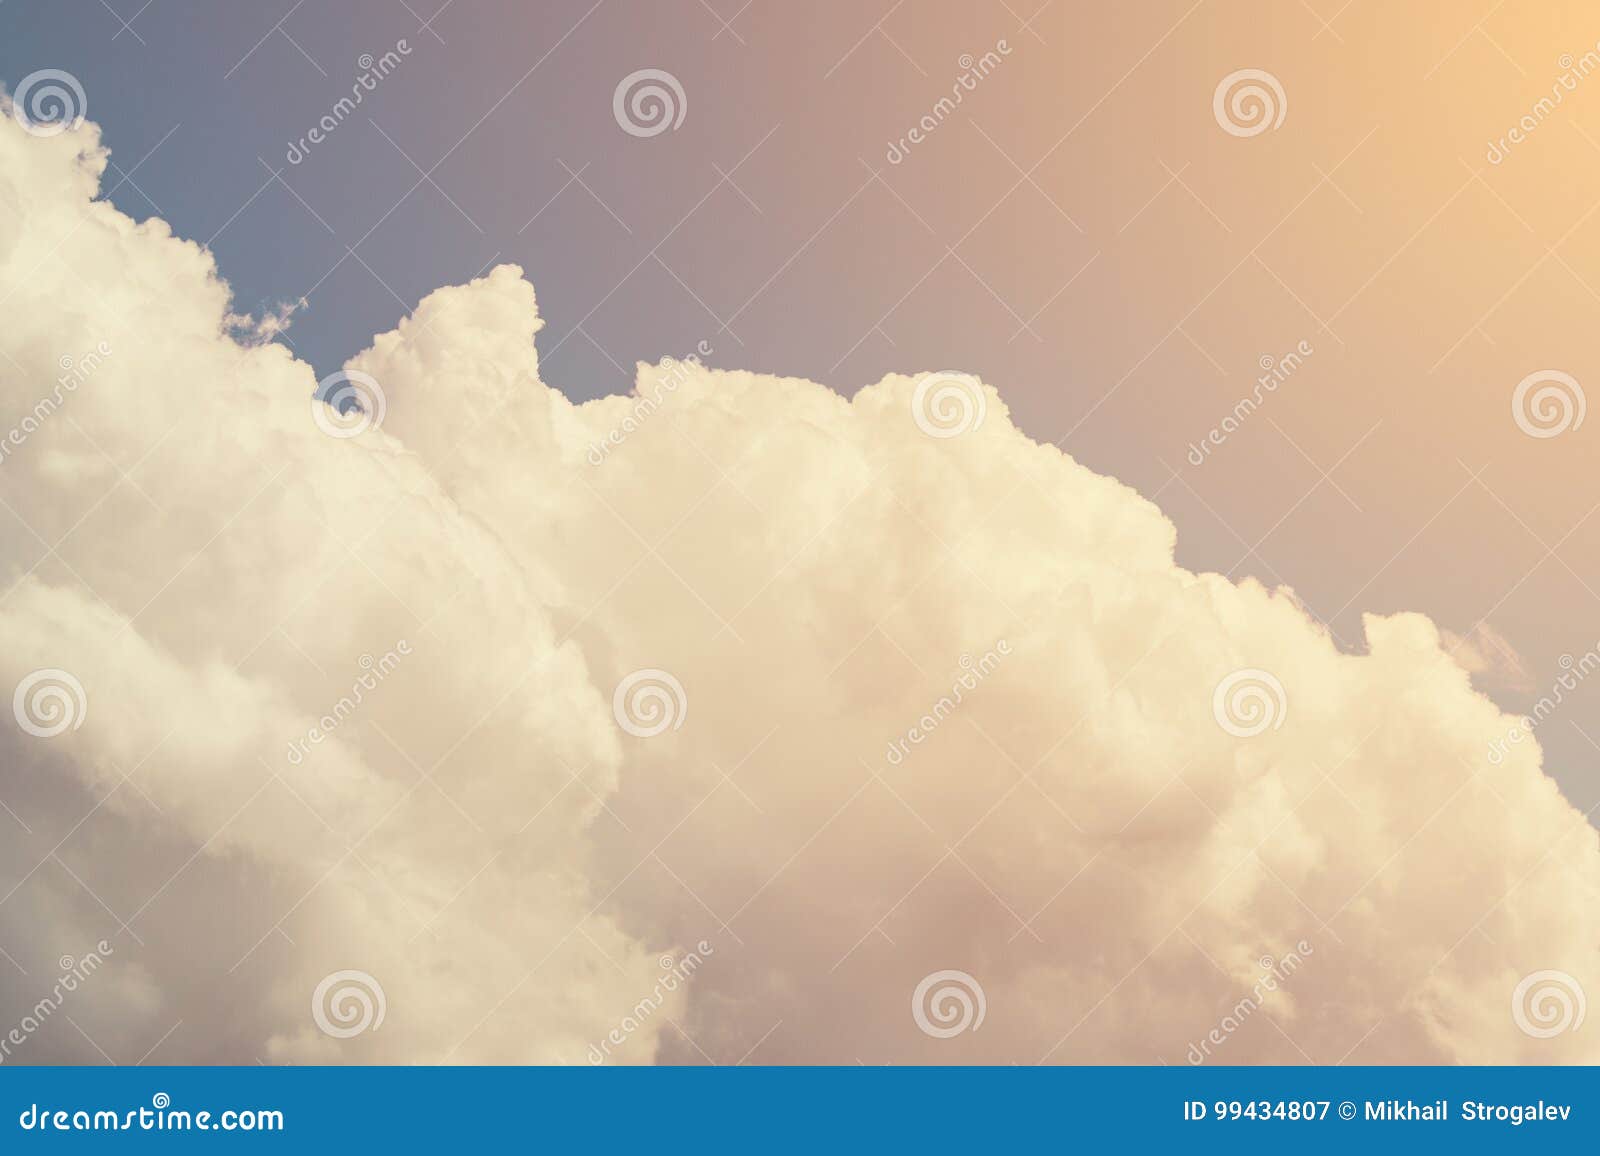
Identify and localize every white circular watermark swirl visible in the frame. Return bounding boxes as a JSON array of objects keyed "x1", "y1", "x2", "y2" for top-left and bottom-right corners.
[
  {"x1": 312, "y1": 969, "x2": 387, "y2": 1039},
  {"x1": 1211, "y1": 668, "x2": 1286, "y2": 738},
  {"x1": 1213, "y1": 69, "x2": 1287, "y2": 137},
  {"x1": 613, "y1": 69, "x2": 686, "y2": 138},
  {"x1": 1511, "y1": 970, "x2": 1585, "y2": 1038},
  {"x1": 11, "y1": 70, "x2": 87, "y2": 138},
  {"x1": 311, "y1": 370, "x2": 386, "y2": 438},
  {"x1": 911, "y1": 371, "x2": 986, "y2": 438},
  {"x1": 612, "y1": 669, "x2": 687, "y2": 737},
  {"x1": 1511, "y1": 370, "x2": 1585, "y2": 439},
  {"x1": 911, "y1": 969, "x2": 986, "y2": 1038},
  {"x1": 12, "y1": 669, "x2": 86, "y2": 739}
]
